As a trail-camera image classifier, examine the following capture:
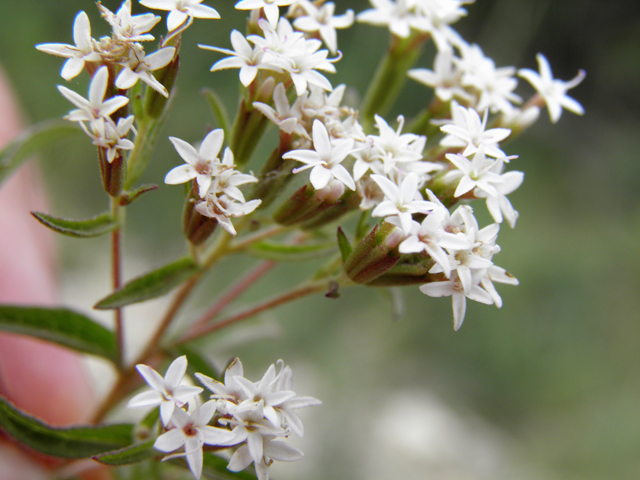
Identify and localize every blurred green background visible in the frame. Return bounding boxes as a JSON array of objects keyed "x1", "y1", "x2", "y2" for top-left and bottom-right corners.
[{"x1": 1, "y1": 1, "x2": 640, "y2": 479}]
